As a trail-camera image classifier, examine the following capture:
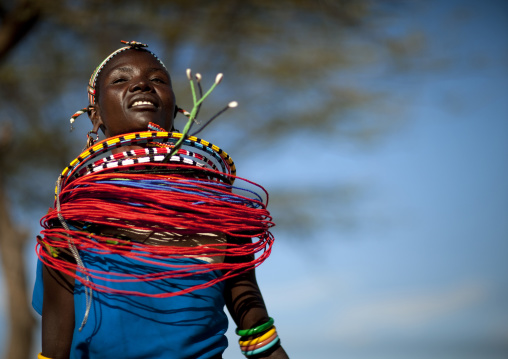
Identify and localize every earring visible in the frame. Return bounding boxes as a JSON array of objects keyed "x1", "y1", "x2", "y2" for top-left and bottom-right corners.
[{"x1": 86, "y1": 130, "x2": 99, "y2": 149}]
